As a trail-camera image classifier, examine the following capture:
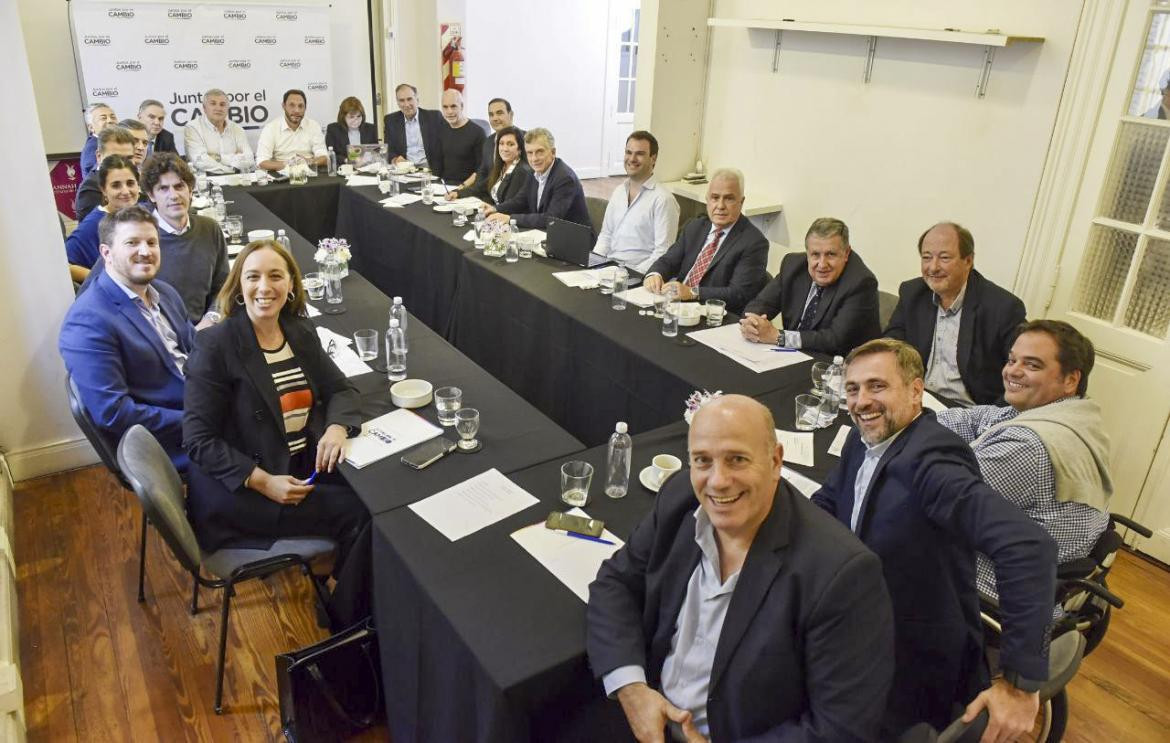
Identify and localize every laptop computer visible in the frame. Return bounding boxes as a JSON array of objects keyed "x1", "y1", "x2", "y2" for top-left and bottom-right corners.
[{"x1": 545, "y1": 217, "x2": 610, "y2": 268}]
